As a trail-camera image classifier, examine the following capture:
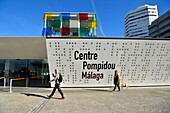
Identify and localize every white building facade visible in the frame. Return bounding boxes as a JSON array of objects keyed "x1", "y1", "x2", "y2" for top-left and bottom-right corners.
[
  {"x1": 0, "y1": 37, "x2": 170, "y2": 87},
  {"x1": 46, "y1": 37, "x2": 170, "y2": 87},
  {"x1": 124, "y1": 5, "x2": 158, "y2": 38}
]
